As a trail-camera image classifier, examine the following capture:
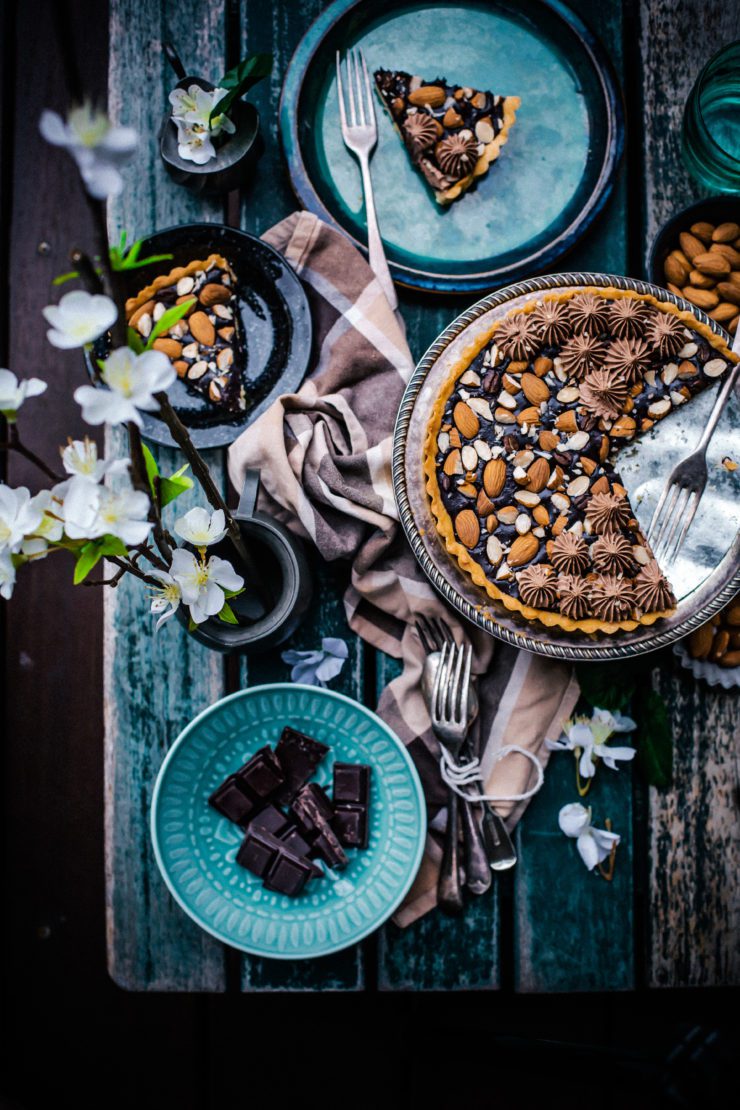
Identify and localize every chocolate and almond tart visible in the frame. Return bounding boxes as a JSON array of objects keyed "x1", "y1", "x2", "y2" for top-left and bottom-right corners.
[
  {"x1": 424, "y1": 288, "x2": 736, "y2": 633},
  {"x1": 374, "y1": 69, "x2": 519, "y2": 205},
  {"x1": 126, "y1": 254, "x2": 246, "y2": 413}
]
